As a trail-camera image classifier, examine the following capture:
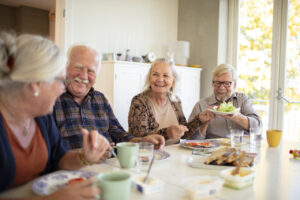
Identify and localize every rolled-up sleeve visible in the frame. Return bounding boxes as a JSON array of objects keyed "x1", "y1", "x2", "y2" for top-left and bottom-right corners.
[{"x1": 239, "y1": 94, "x2": 263, "y2": 133}]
